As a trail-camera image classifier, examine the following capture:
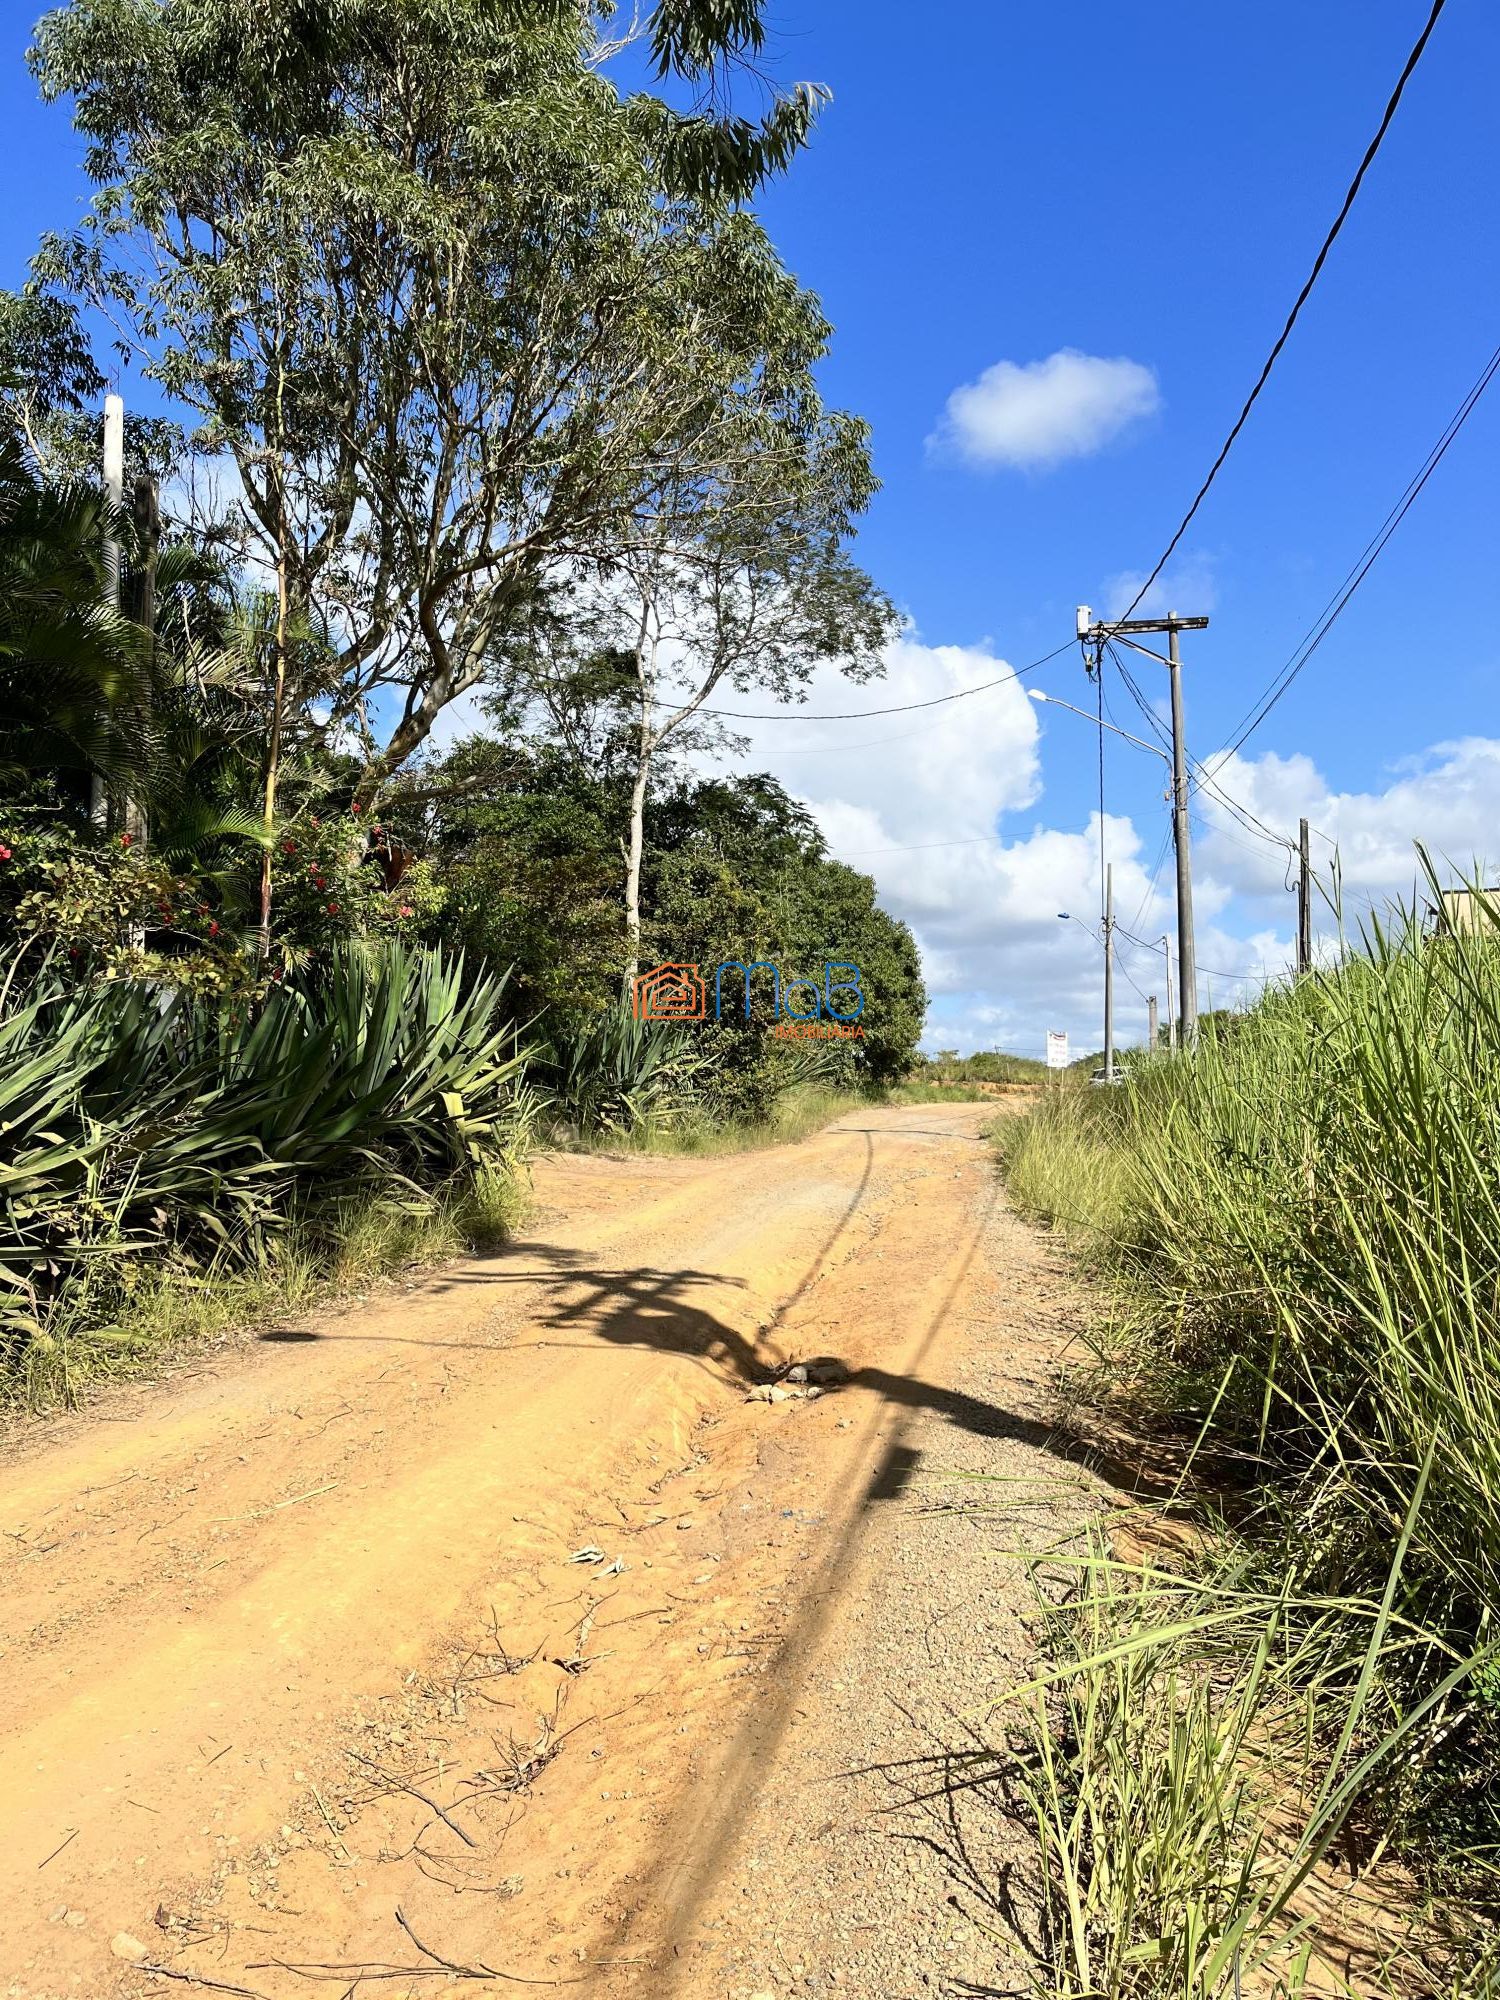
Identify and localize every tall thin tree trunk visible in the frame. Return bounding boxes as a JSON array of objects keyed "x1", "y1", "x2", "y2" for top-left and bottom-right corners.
[
  {"x1": 258, "y1": 351, "x2": 290, "y2": 965},
  {"x1": 126, "y1": 474, "x2": 158, "y2": 856},
  {"x1": 257, "y1": 483, "x2": 290, "y2": 962},
  {"x1": 622, "y1": 602, "x2": 657, "y2": 995},
  {"x1": 622, "y1": 741, "x2": 650, "y2": 992},
  {"x1": 124, "y1": 474, "x2": 158, "y2": 953}
]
